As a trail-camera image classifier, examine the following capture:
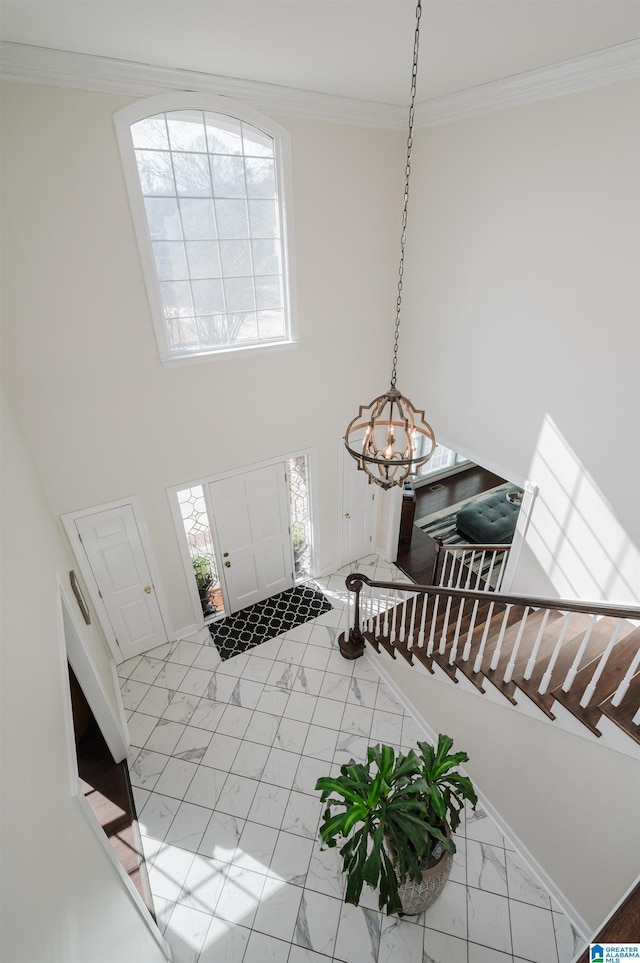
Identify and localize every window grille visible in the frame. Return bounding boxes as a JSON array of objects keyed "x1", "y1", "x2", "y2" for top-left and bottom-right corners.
[{"x1": 116, "y1": 96, "x2": 294, "y2": 362}]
